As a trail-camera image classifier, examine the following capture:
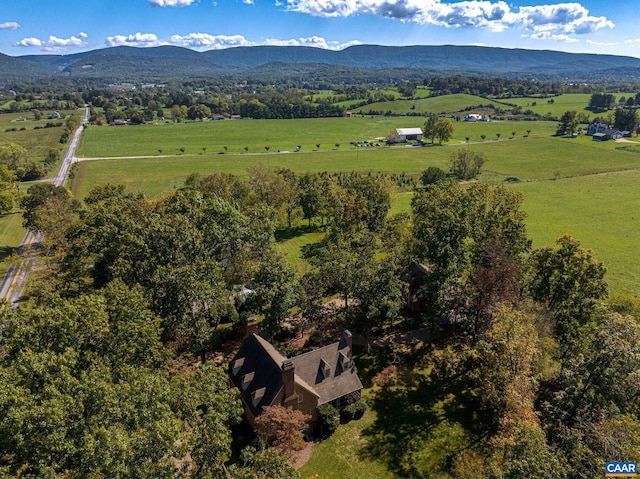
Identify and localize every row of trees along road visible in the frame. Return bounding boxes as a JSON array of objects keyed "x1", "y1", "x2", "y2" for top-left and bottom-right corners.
[{"x1": 4, "y1": 152, "x2": 639, "y2": 477}]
